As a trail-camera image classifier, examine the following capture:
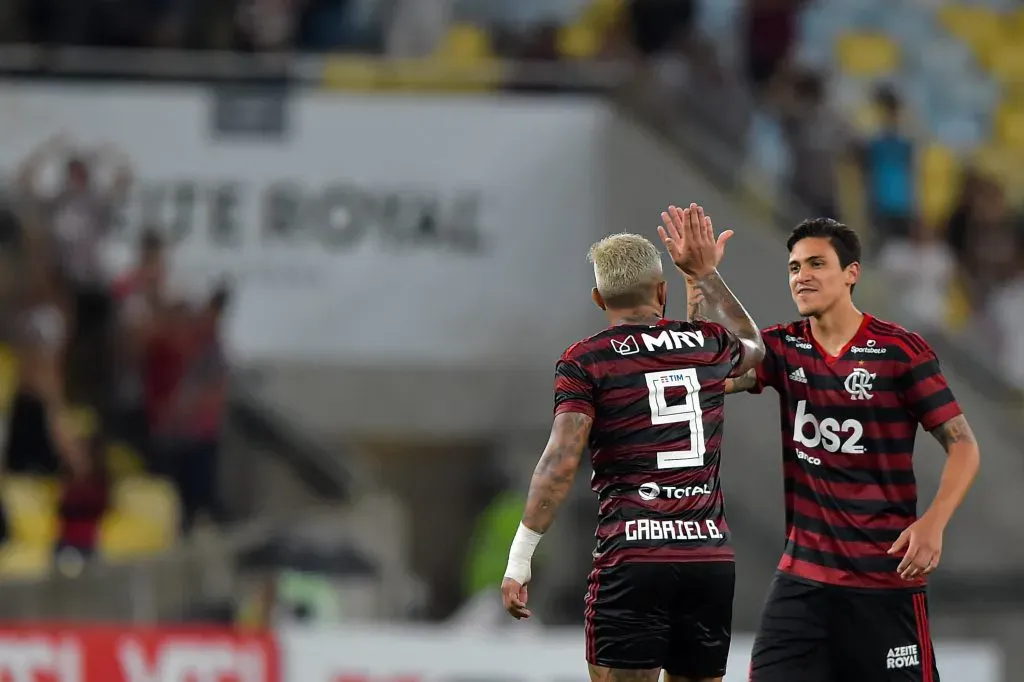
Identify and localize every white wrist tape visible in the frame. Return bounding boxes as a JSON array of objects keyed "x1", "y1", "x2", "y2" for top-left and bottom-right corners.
[{"x1": 504, "y1": 522, "x2": 543, "y2": 584}]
